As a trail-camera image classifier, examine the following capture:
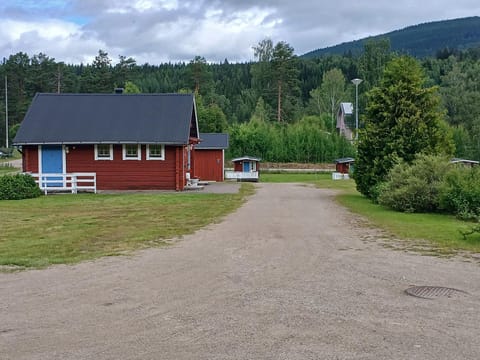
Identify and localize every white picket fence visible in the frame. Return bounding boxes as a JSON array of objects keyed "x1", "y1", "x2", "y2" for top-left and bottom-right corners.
[
  {"x1": 224, "y1": 171, "x2": 259, "y2": 181},
  {"x1": 28, "y1": 173, "x2": 97, "y2": 194},
  {"x1": 331, "y1": 172, "x2": 350, "y2": 180}
]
